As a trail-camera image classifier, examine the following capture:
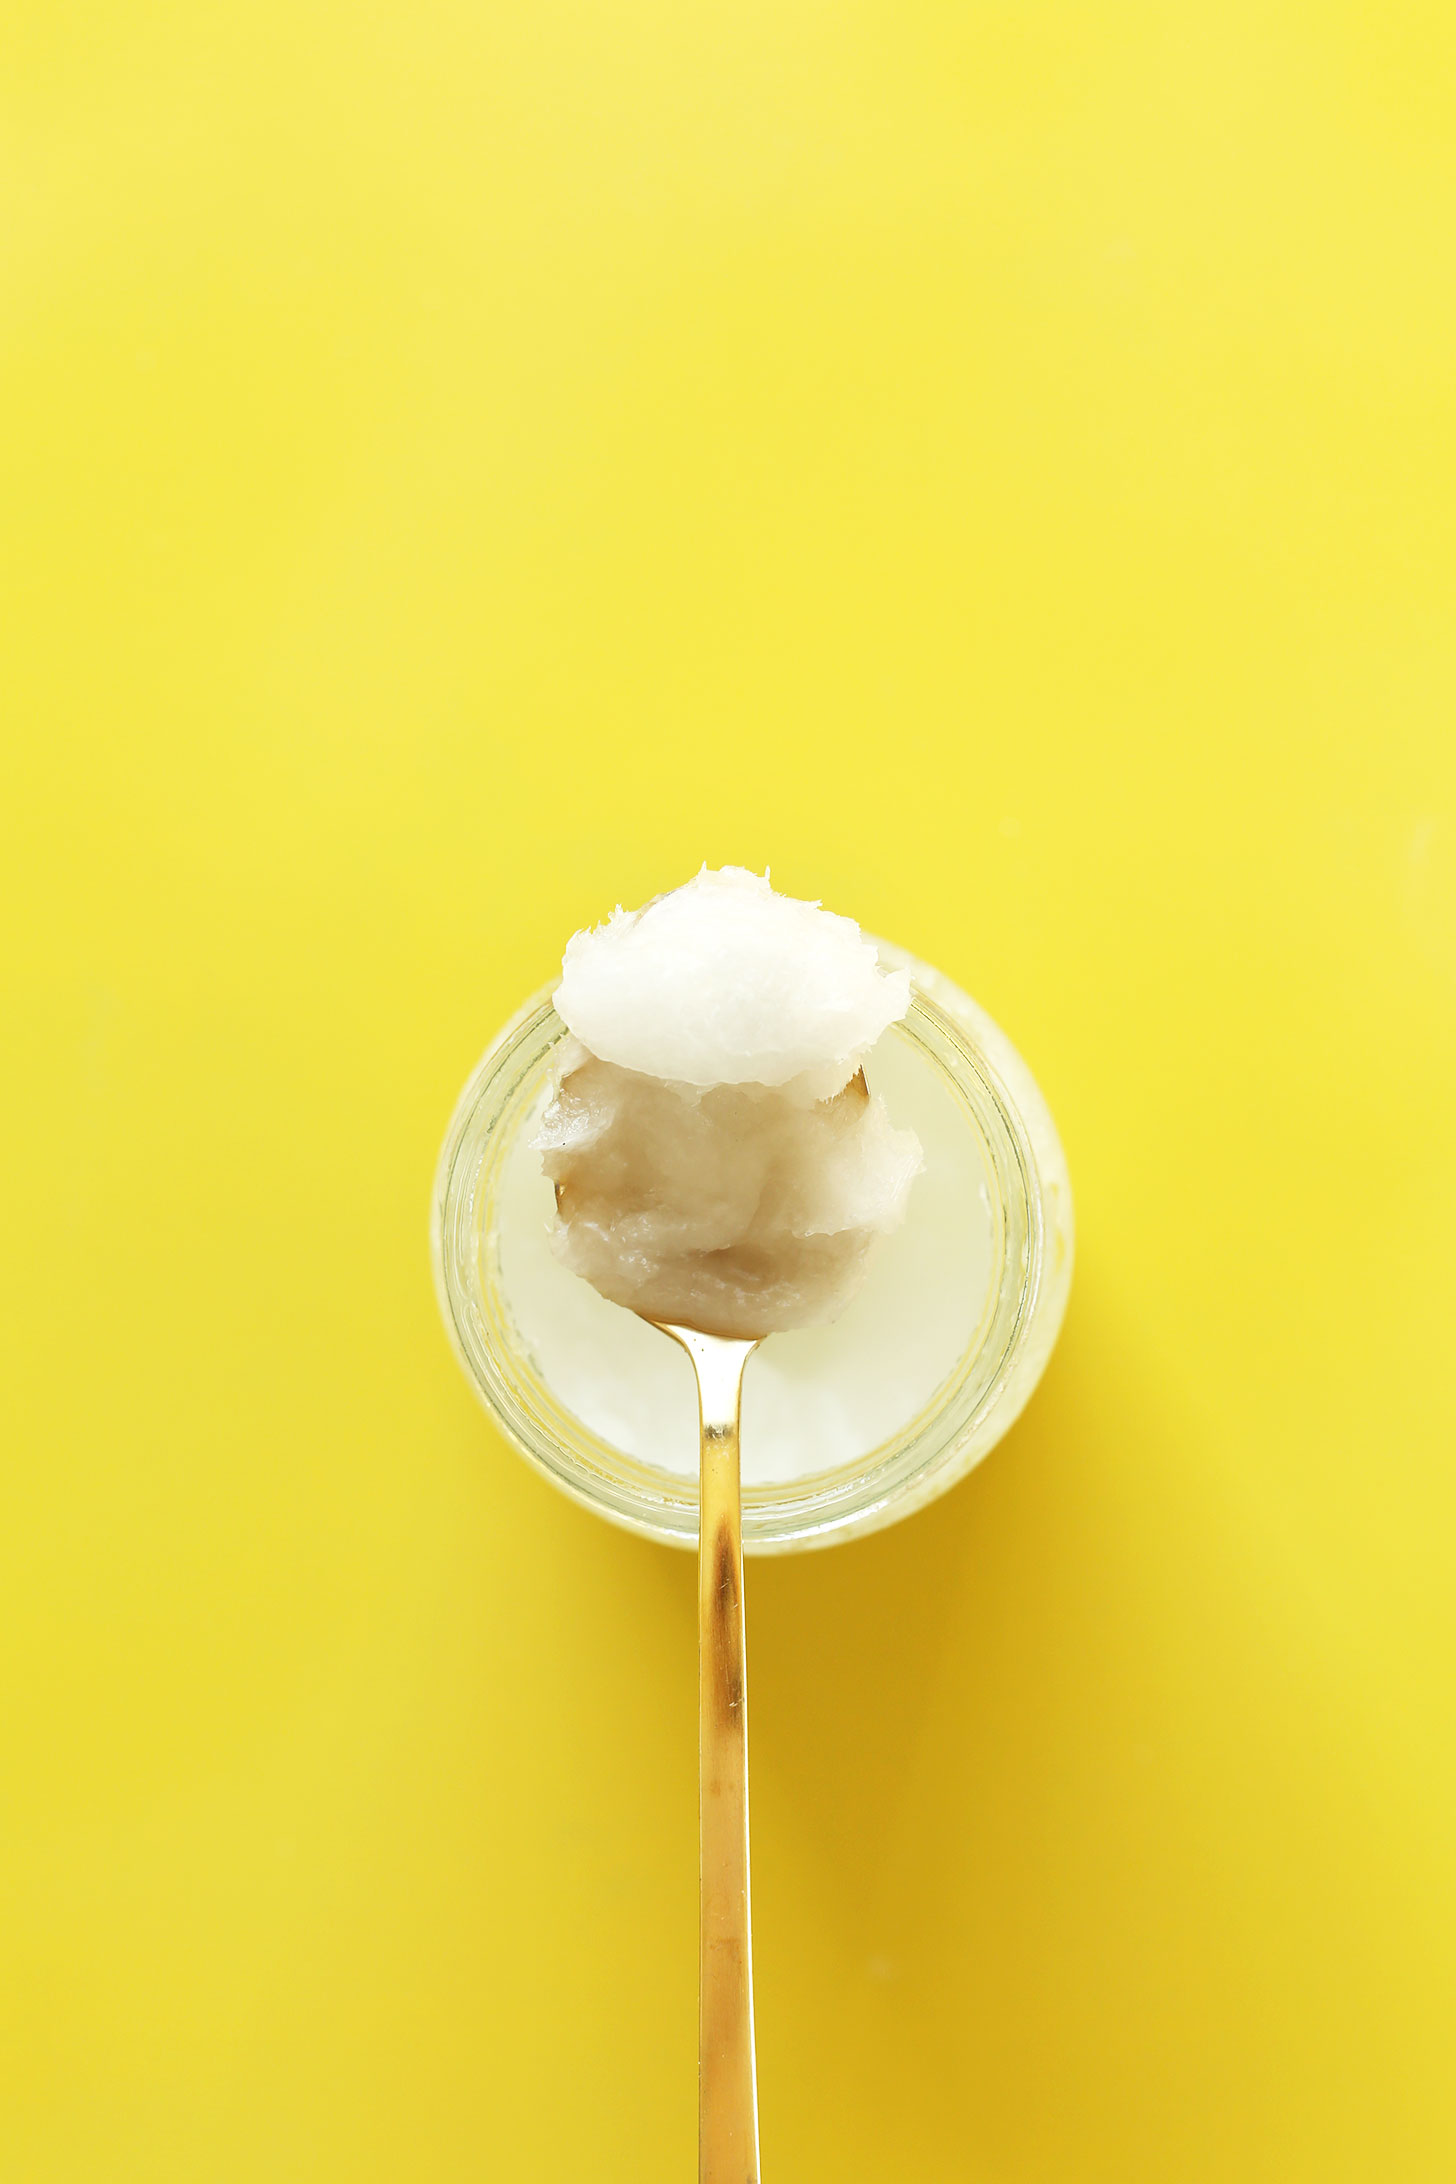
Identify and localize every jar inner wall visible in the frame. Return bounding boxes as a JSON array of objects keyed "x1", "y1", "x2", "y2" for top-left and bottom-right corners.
[{"x1": 432, "y1": 960, "x2": 1063, "y2": 1554}]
